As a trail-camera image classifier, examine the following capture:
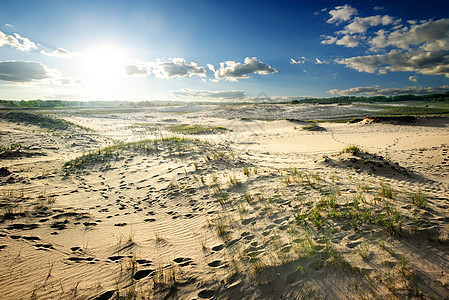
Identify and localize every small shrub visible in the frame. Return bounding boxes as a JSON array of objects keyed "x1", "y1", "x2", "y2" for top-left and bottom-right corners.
[
  {"x1": 410, "y1": 189, "x2": 427, "y2": 208},
  {"x1": 340, "y1": 145, "x2": 363, "y2": 155}
]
